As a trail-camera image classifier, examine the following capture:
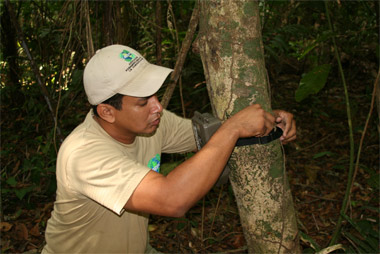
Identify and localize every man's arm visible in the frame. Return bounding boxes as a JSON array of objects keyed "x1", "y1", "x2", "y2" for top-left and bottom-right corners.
[{"x1": 125, "y1": 104, "x2": 286, "y2": 217}]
